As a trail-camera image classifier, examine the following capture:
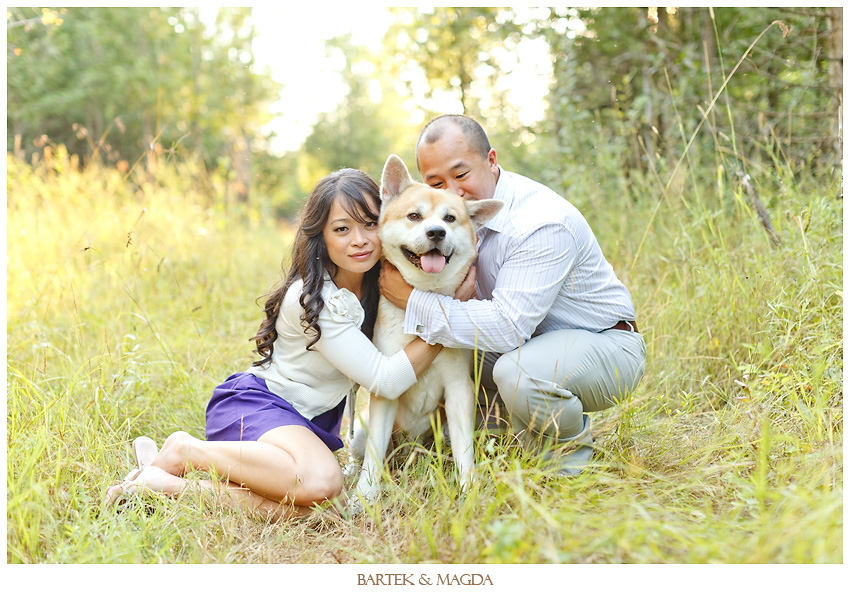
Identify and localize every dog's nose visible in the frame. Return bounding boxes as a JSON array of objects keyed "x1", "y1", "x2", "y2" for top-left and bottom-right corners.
[{"x1": 426, "y1": 226, "x2": 446, "y2": 242}]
